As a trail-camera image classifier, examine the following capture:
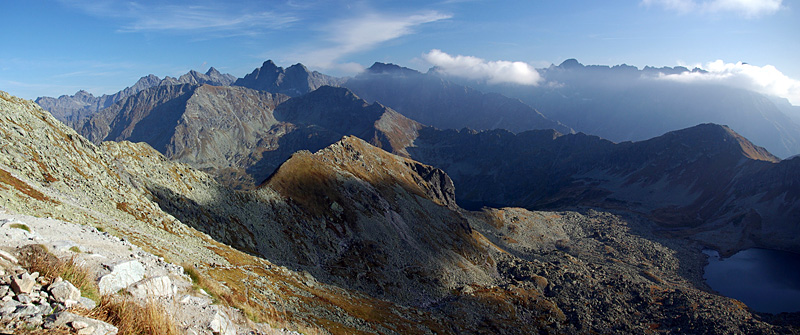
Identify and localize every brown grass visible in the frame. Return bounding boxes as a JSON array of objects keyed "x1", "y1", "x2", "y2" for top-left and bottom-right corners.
[
  {"x1": 182, "y1": 262, "x2": 272, "y2": 324},
  {"x1": 0, "y1": 167, "x2": 58, "y2": 203},
  {"x1": 17, "y1": 244, "x2": 99, "y2": 302},
  {"x1": 88, "y1": 295, "x2": 179, "y2": 335}
]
